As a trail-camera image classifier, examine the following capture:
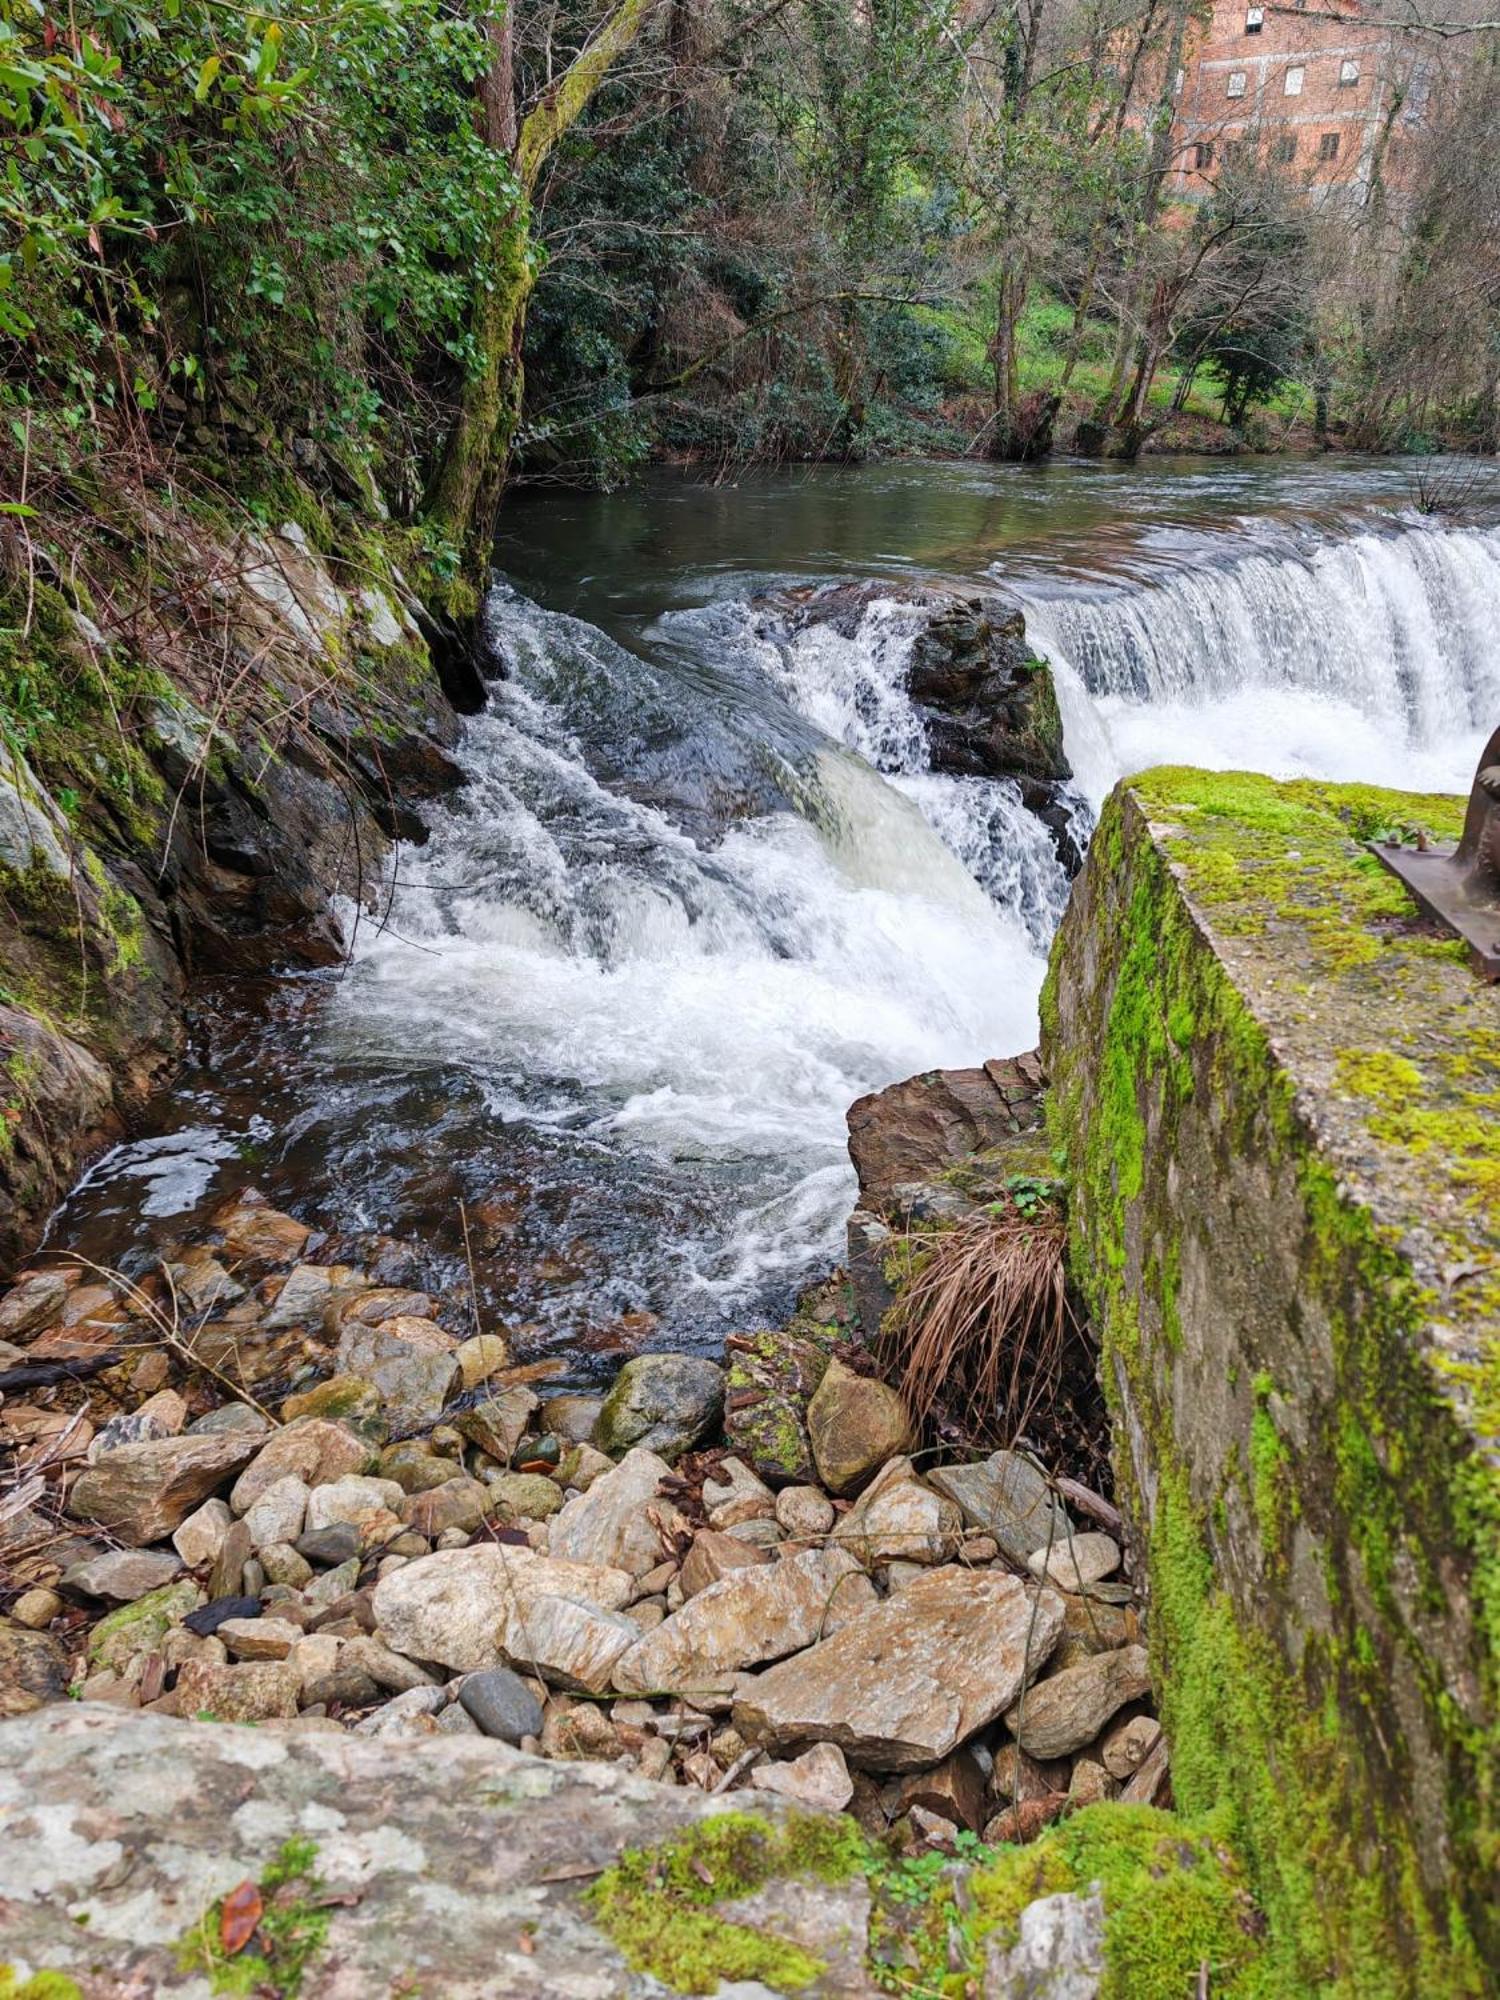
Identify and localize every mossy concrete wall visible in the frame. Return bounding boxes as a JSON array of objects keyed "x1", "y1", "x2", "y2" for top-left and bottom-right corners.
[{"x1": 1042, "y1": 768, "x2": 1497, "y2": 1998}]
